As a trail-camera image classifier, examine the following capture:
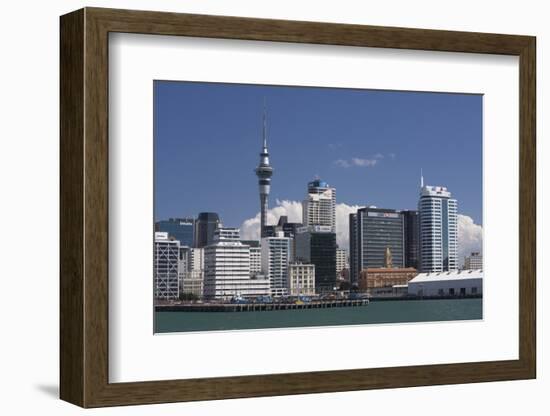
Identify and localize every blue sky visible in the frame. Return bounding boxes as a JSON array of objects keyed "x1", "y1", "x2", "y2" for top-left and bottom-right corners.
[{"x1": 154, "y1": 81, "x2": 482, "y2": 228}]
